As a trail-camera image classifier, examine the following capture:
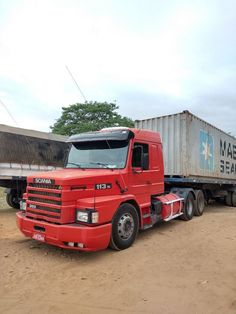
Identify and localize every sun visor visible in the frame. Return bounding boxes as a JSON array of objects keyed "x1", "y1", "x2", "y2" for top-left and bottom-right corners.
[{"x1": 67, "y1": 129, "x2": 134, "y2": 143}]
